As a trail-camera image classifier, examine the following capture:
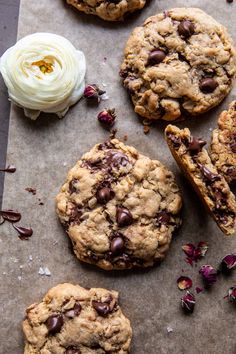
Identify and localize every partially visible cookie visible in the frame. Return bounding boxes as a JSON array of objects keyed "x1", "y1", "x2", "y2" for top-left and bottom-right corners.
[
  {"x1": 120, "y1": 8, "x2": 236, "y2": 121},
  {"x1": 56, "y1": 139, "x2": 182, "y2": 270},
  {"x1": 66, "y1": 0, "x2": 146, "y2": 21},
  {"x1": 210, "y1": 101, "x2": 236, "y2": 184},
  {"x1": 165, "y1": 125, "x2": 236, "y2": 236},
  {"x1": 23, "y1": 283, "x2": 132, "y2": 354}
]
